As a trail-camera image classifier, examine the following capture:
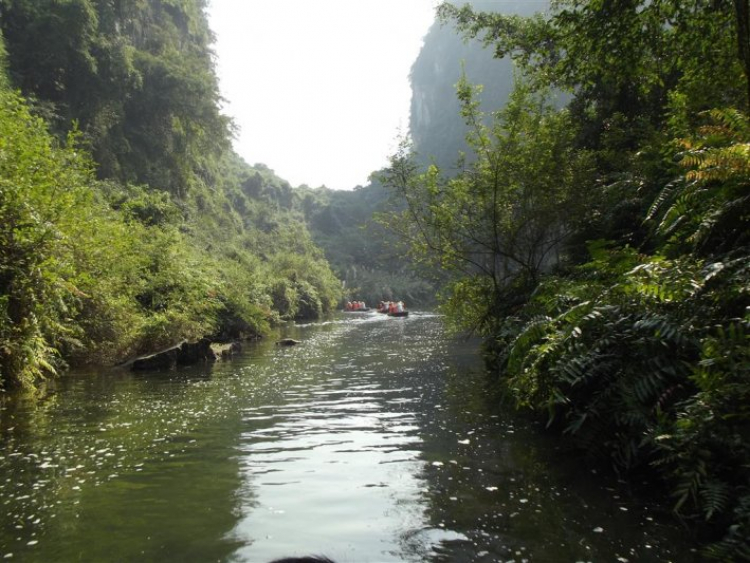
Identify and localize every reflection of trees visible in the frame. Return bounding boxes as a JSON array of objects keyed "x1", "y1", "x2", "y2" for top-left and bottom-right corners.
[
  {"x1": 409, "y1": 340, "x2": 696, "y2": 562},
  {"x1": 0, "y1": 358, "x2": 259, "y2": 561},
  {"x1": 1, "y1": 317, "x2": 696, "y2": 562}
]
